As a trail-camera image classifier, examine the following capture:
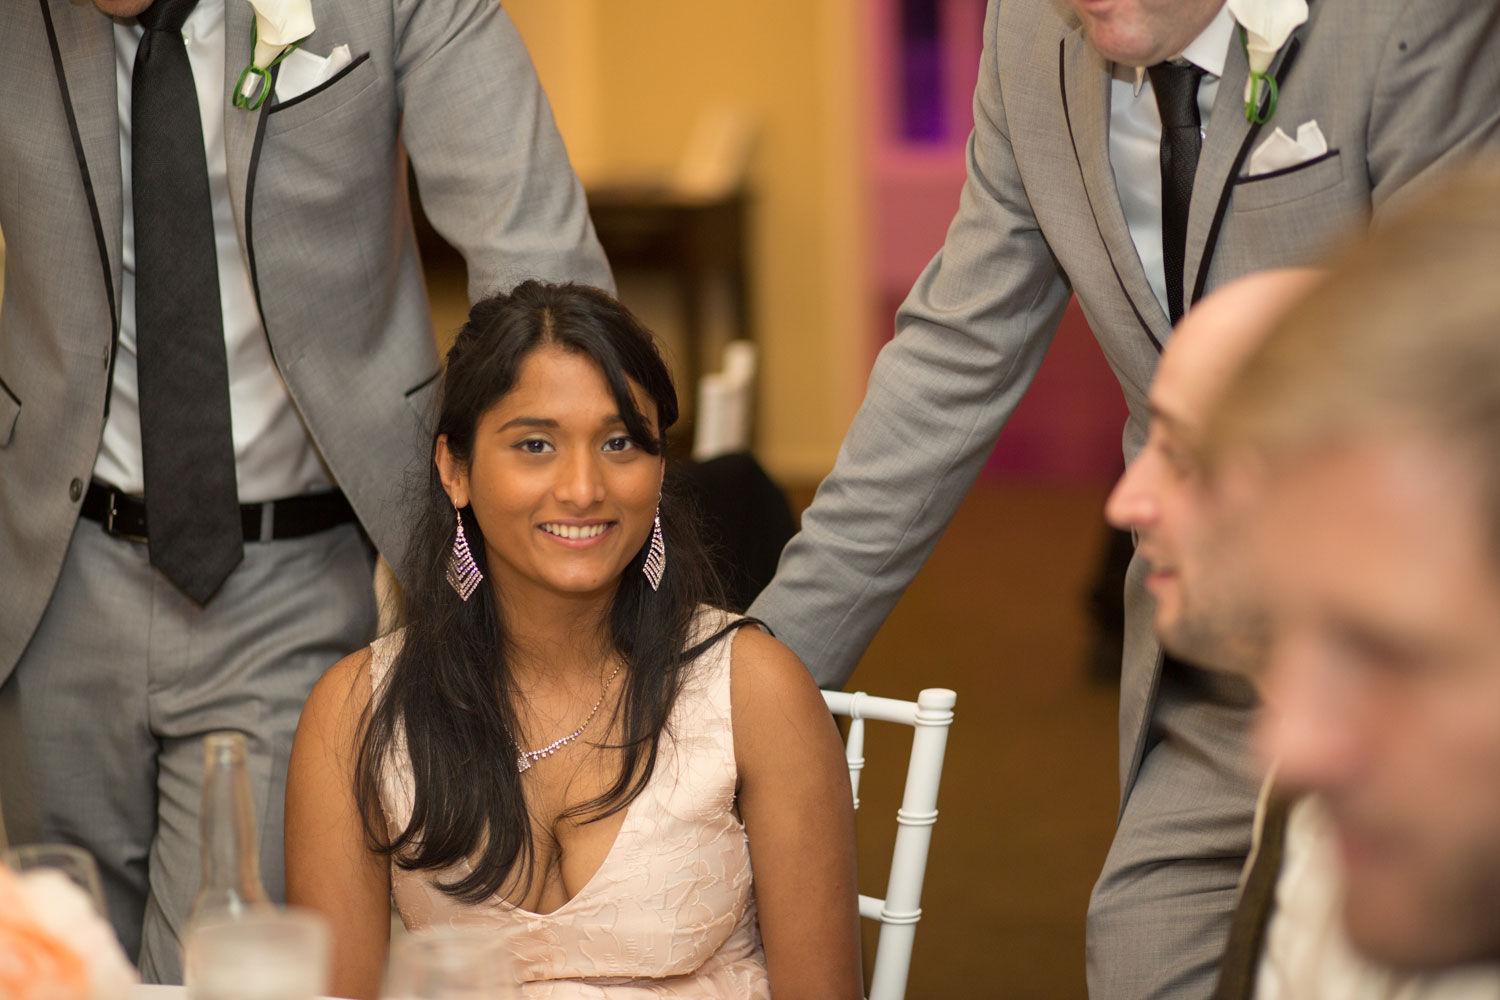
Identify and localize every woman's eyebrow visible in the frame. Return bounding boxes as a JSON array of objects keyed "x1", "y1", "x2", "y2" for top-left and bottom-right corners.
[
  {"x1": 497, "y1": 414, "x2": 631, "y2": 431},
  {"x1": 497, "y1": 416, "x2": 558, "y2": 431}
]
